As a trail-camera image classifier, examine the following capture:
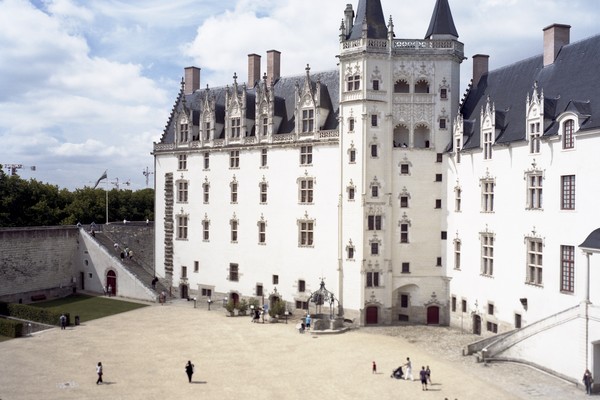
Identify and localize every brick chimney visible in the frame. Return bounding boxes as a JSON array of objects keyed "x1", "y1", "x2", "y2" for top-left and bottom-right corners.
[
  {"x1": 184, "y1": 67, "x2": 200, "y2": 95},
  {"x1": 248, "y1": 53, "x2": 261, "y2": 88},
  {"x1": 543, "y1": 24, "x2": 570, "y2": 67},
  {"x1": 267, "y1": 50, "x2": 281, "y2": 85},
  {"x1": 472, "y1": 54, "x2": 489, "y2": 87}
]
